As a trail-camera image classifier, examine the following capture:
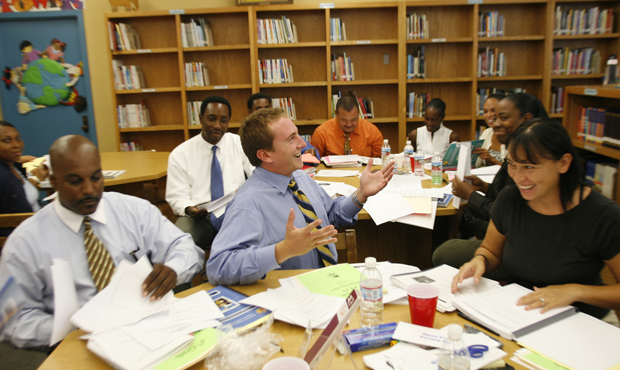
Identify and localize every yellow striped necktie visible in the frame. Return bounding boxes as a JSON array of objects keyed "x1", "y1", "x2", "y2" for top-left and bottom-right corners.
[
  {"x1": 288, "y1": 179, "x2": 337, "y2": 267},
  {"x1": 83, "y1": 217, "x2": 116, "y2": 291}
]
